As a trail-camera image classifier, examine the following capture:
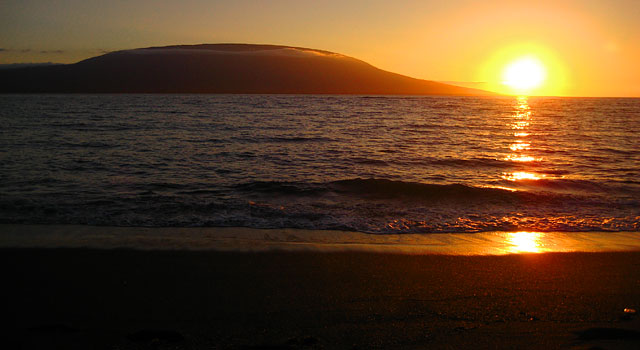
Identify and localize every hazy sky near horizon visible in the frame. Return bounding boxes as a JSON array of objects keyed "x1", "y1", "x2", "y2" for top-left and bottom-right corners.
[{"x1": 1, "y1": 0, "x2": 639, "y2": 96}]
